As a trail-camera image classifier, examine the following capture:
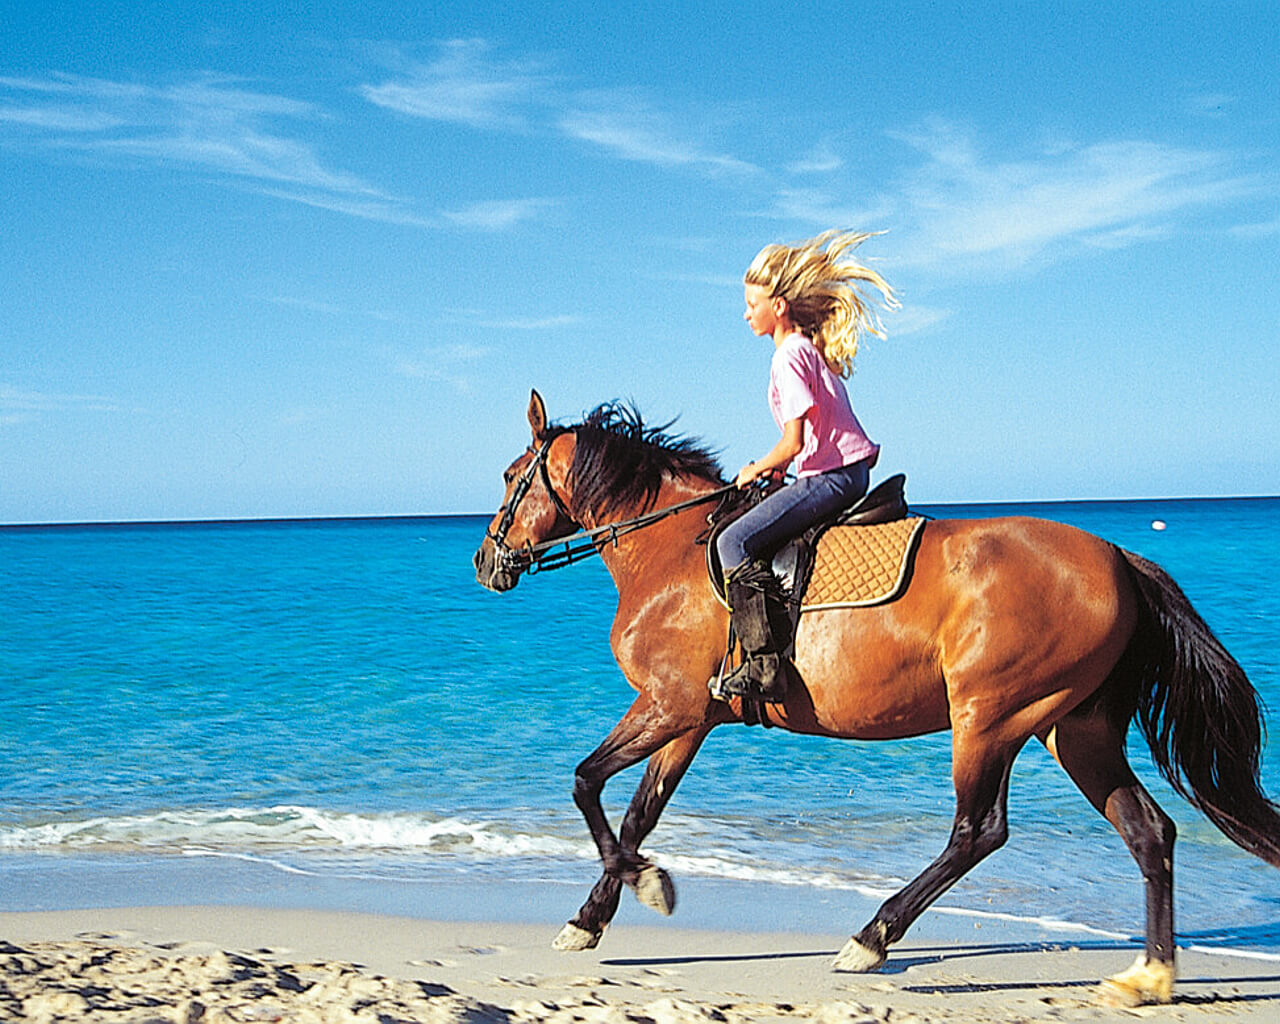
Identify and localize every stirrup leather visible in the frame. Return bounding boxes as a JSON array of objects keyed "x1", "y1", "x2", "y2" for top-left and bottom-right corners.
[{"x1": 710, "y1": 561, "x2": 789, "y2": 703}]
